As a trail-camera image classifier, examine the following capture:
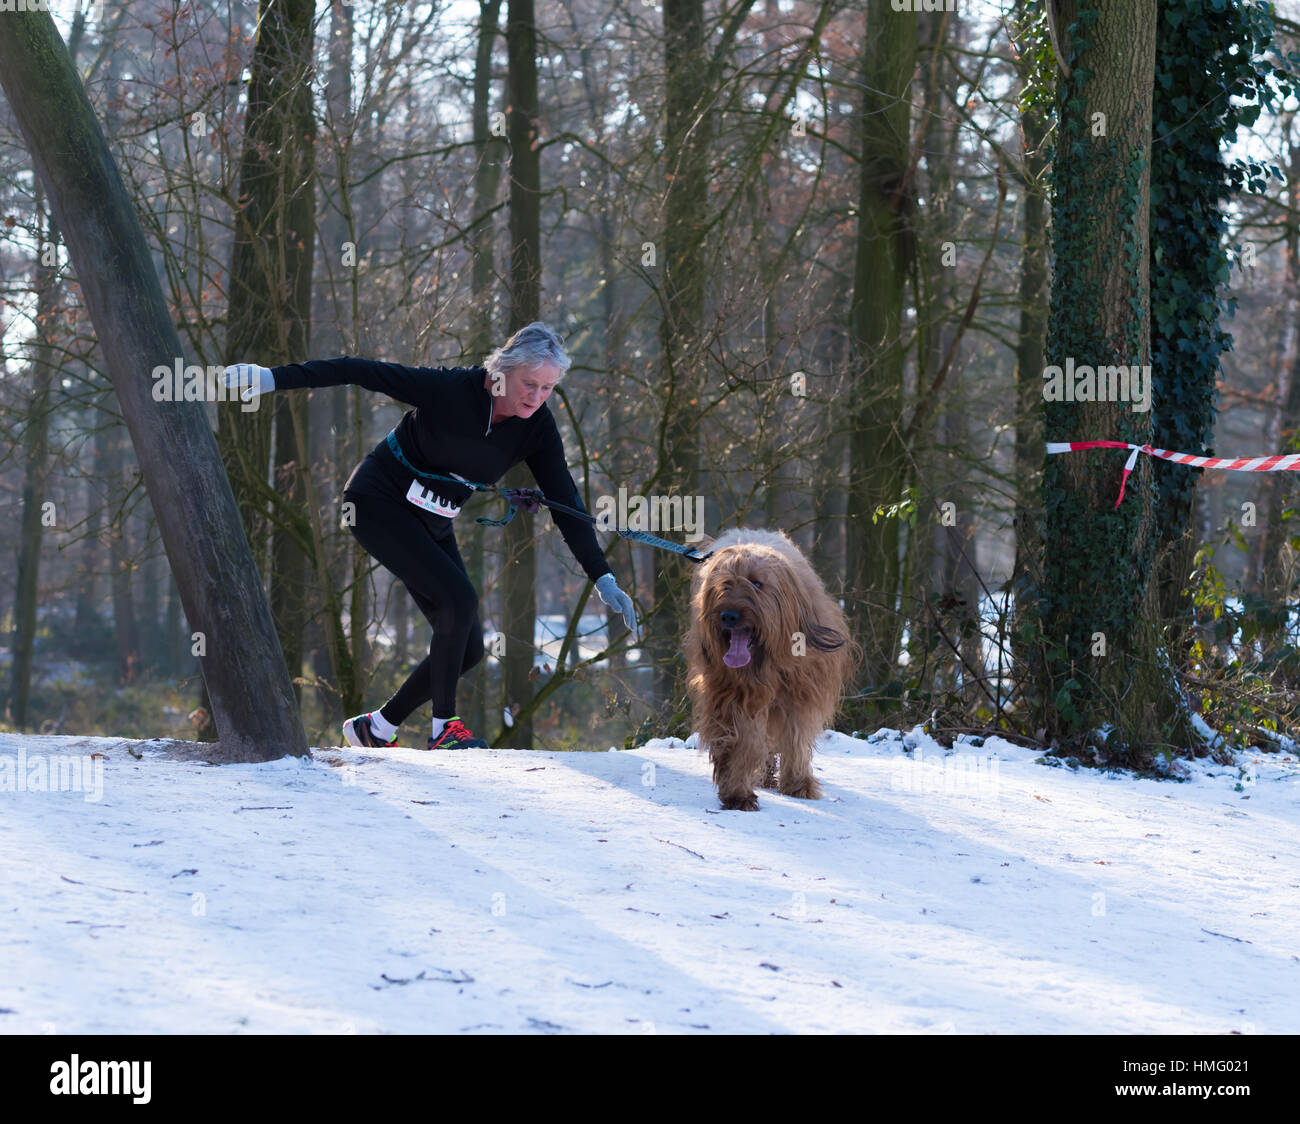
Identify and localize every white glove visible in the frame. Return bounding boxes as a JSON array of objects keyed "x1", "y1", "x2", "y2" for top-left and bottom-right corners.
[
  {"x1": 595, "y1": 572, "x2": 637, "y2": 633},
  {"x1": 222, "y1": 362, "x2": 275, "y2": 402}
]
